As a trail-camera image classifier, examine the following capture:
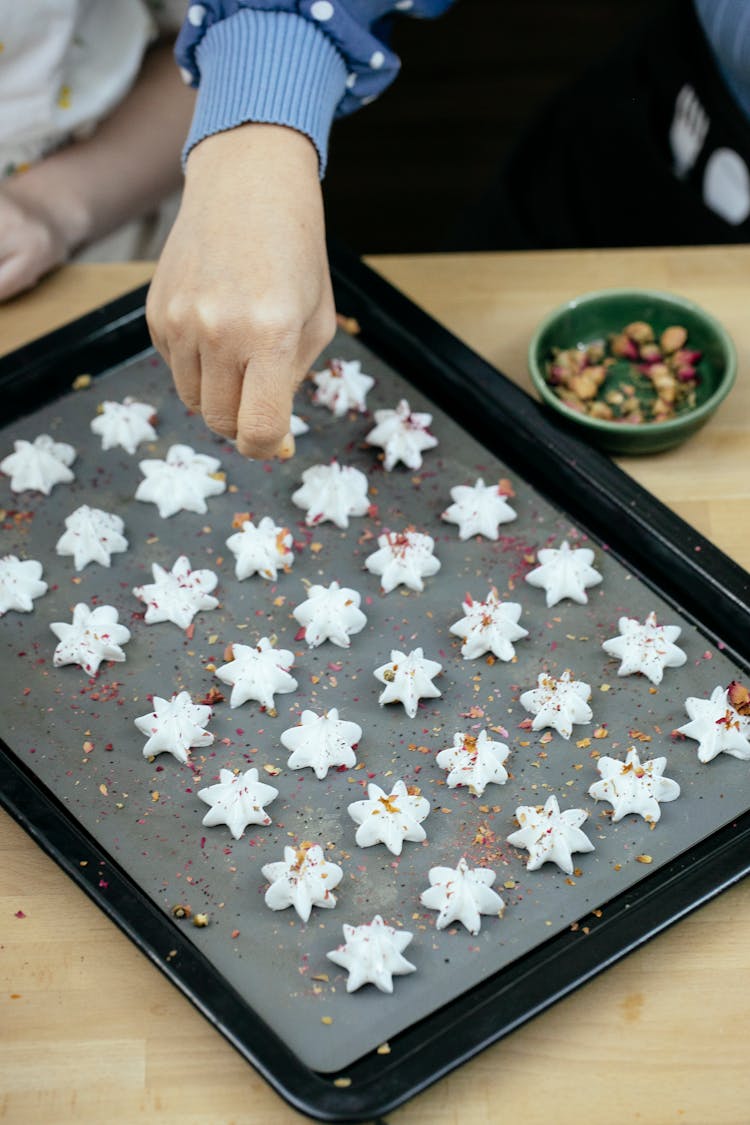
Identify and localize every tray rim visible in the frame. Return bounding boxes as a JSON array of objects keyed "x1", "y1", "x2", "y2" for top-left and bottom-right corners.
[{"x1": 1, "y1": 243, "x2": 748, "y2": 1122}]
